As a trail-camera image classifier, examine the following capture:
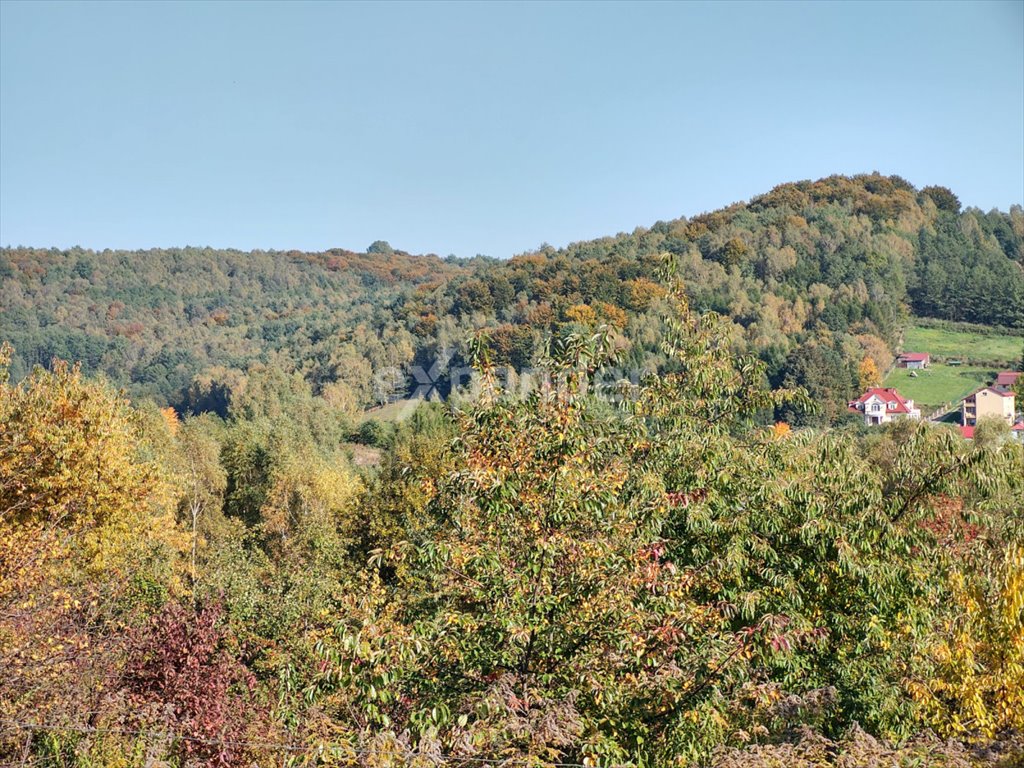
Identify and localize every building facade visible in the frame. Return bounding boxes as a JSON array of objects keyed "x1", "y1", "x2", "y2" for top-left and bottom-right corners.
[
  {"x1": 961, "y1": 386, "x2": 1016, "y2": 427},
  {"x1": 849, "y1": 387, "x2": 922, "y2": 426},
  {"x1": 897, "y1": 353, "x2": 930, "y2": 369}
]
